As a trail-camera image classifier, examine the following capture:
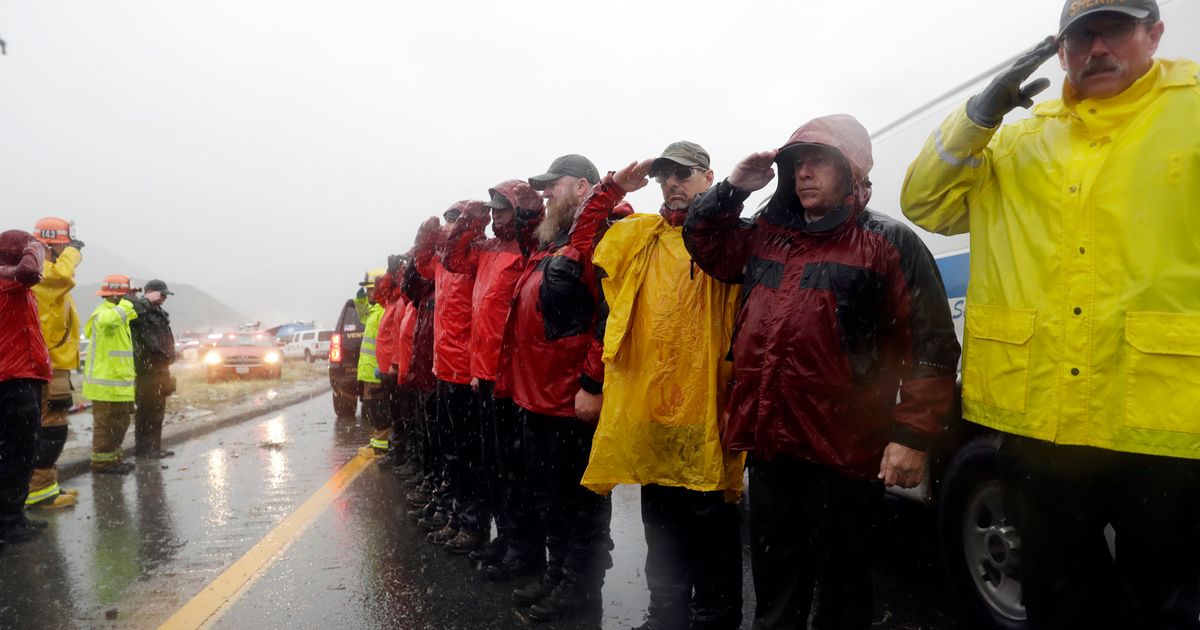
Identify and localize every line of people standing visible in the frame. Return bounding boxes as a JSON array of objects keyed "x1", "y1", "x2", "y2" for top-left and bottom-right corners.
[
  {"x1": 355, "y1": 123, "x2": 960, "y2": 628},
  {"x1": 351, "y1": 3, "x2": 1200, "y2": 628}
]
